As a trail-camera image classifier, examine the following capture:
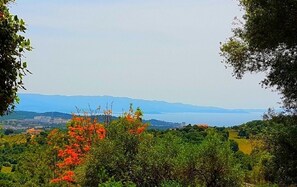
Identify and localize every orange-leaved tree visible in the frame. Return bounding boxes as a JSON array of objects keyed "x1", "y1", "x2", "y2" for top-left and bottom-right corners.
[
  {"x1": 49, "y1": 116, "x2": 106, "y2": 184},
  {"x1": 48, "y1": 107, "x2": 148, "y2": 185},
  {"x1": 125, "y1": 107, "x2": 148, "y2": 135},
  {"x1": 75, "y1": 107, "x2": 149, "y2": 186}
]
